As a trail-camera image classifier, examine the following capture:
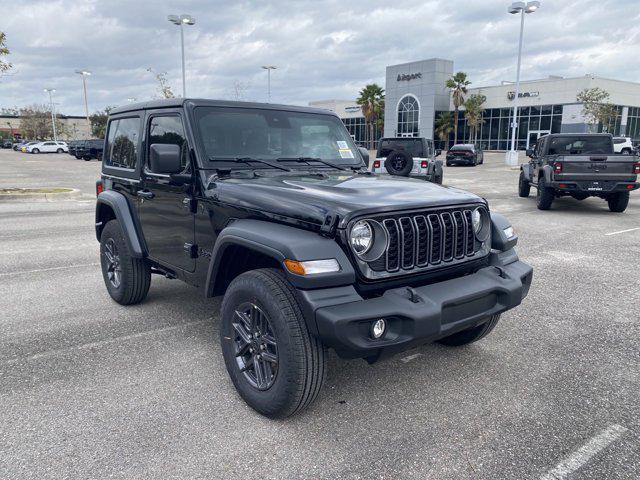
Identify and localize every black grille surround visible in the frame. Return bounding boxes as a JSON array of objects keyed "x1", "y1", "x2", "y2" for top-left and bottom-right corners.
[{"x1": 350, "y1": 204, "x2": 491, "y2": 280}]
